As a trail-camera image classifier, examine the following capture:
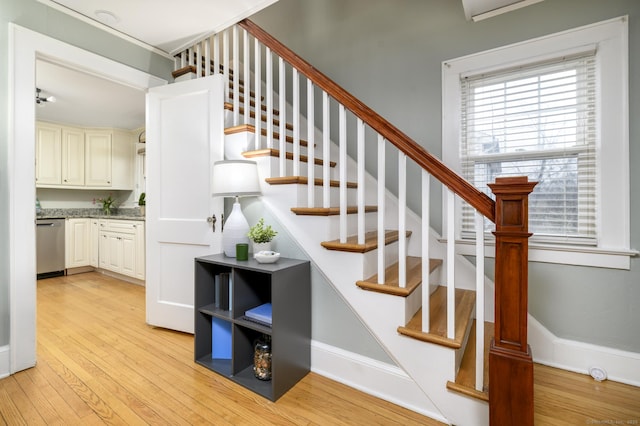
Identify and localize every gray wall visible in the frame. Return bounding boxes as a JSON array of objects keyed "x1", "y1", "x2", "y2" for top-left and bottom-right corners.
[
  {"x1": 251, "y1": 0, "x2": 640, "y2": 353},
  {"x1": 0, "y1": 0, "x2": 174, "y2": 346}
]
